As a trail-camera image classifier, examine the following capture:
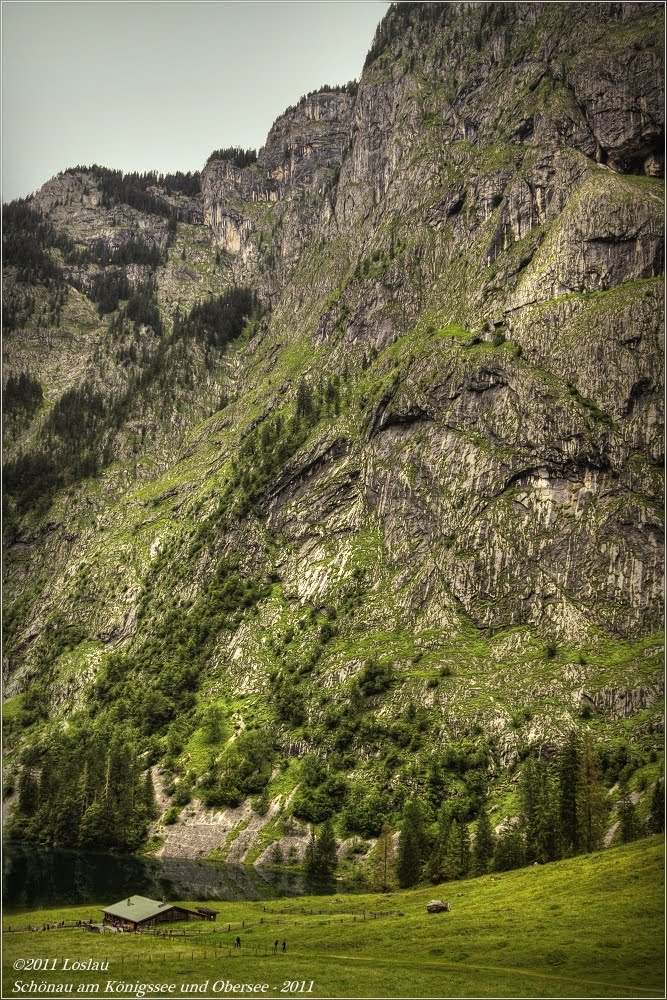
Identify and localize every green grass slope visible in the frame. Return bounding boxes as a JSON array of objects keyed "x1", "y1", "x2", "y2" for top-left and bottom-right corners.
[{"x1": 3, "y1": 838, "x2": 663, "y2": 998}]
